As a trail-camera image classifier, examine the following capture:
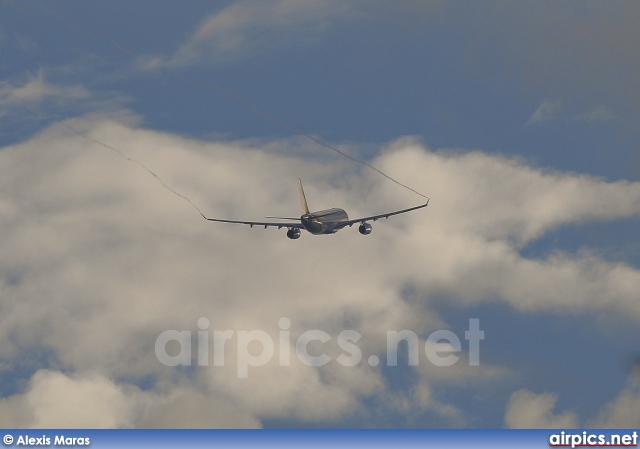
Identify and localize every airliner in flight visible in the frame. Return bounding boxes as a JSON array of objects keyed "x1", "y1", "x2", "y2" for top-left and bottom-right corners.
[{"x1": 200, "y1": 179, "x2": 429, "y2": 239}]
